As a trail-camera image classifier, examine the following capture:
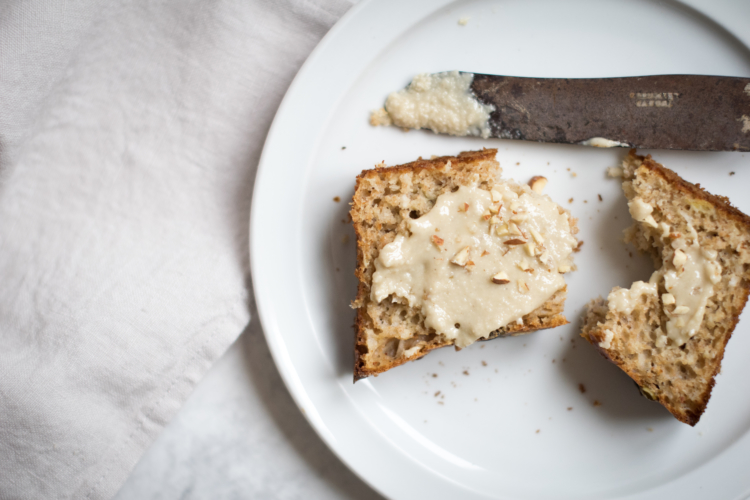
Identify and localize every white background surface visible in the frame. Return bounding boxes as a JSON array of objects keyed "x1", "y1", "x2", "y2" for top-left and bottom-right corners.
[
  {"x1": 114, "y1": 308, "x2": 384, "y2": 500},
  {"x1": 0, "y1": 0, "x2": 355, "y2": 498},
  {"x1": 250, "y1": 0, "x2": 750, "y2": 499}
]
